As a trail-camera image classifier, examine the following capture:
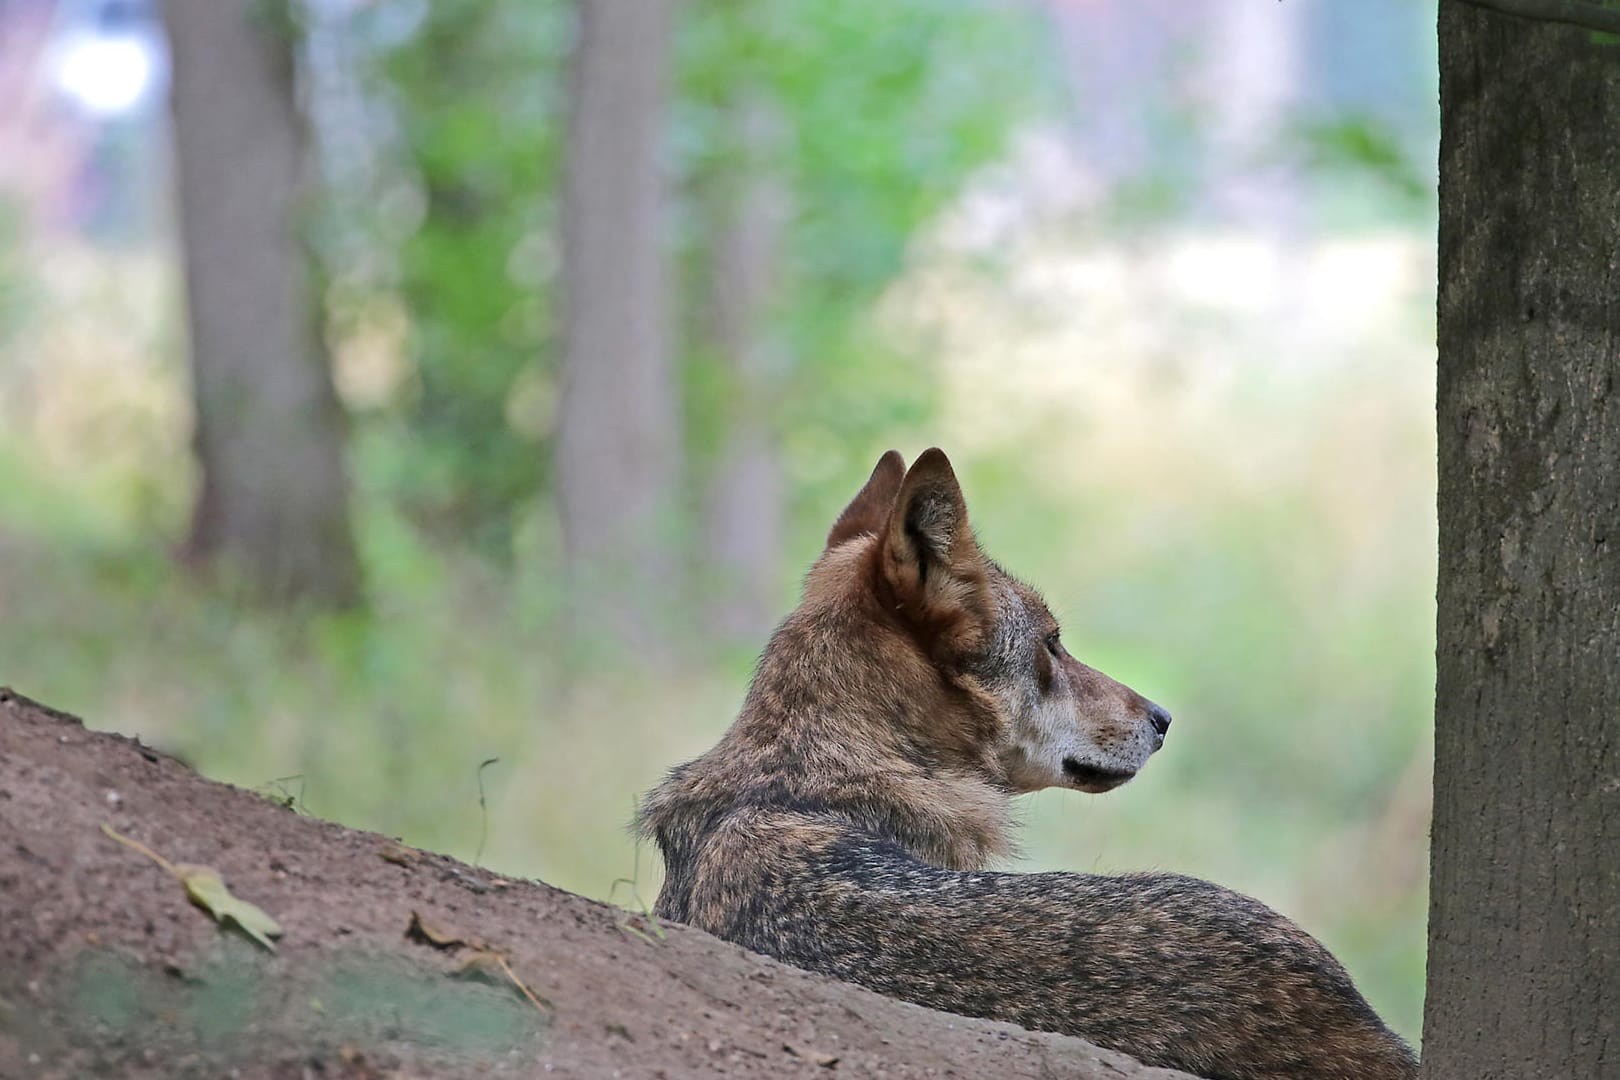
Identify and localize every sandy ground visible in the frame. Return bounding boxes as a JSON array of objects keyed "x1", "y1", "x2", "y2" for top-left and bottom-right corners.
[{"x1": 0, "y1": 689, "x2": 1196, "y2": 1079}]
